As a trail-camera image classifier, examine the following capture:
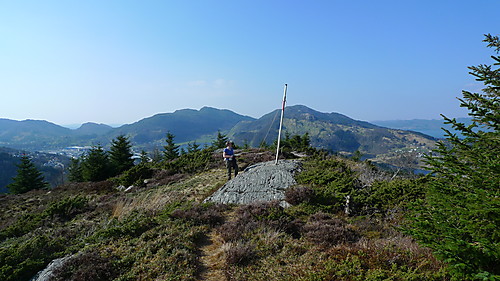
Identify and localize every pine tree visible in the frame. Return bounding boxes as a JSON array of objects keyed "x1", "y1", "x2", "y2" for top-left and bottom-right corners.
[
  {"x1": 139, "y1": 150, "x2": 149, "y2": 164},
  {"x1": 7, "y1": 155, "x2": 48, "y2": 194},
  {"x1": 68, "y1": 158, "x2": 84, "y2": 182},
  {"x1": 187, "y1": 141, "x2": 201, "y2": 153},
  {"x1": 212, "y1": 130, "x2": 228, "y2": 149},
  {"x1": 81, "y1": 145, "x2": 111, "y2": 181},
  {"x1": 151, "y1": 147, "x2": 163, "y2": 163},
  {"x1": 163, "y1": 131, "x2": 179, "y2": 161},
  {"x1": 109, "y1": 135, "x2": 135, "y2": 176},
  {"x1": 406, "y1": 34, "x2": 500, "y2": 279}
]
